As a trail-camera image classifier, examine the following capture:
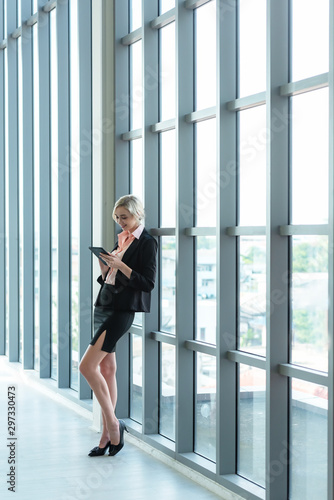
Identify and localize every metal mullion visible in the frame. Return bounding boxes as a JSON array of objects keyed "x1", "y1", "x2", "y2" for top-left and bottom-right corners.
[
  {"x1": 266, "y1": 1, "x2": 290, "y2": 497},
  {"x1": 56, "y1": 0, "x2": 70, "y2": 389},
  {"x1": 0, "y1": 0, "x2": 5, "y2": 355},
  {"x1": 185, "y1": 340, "x2": 216, "y2": 356},
  {"x1": 226, "y1": 92, "x2": 266, "y2": 112},
  {"x1": 38, "y1": 1, "x2": 51, "y2": 377},
  {"x1": 150, "y1": 8, "x2": 175, "y2": 30},
  {"x1": 216, "y1": 0, "x2": 238, "y2": 479},
  {"x1": 279, "y1": 224, "x2": 329, "y2": 236},
  {"x1": 11, "y1": 26, "x2": 22, "y2": 39},
  {"x1": 6, "y1": 0, "x2": 19, "y2": 362},
  {"x1": 185, "y1": 106, "x2": 216, "y2": 123},
  {"x1": 151, "y1": 118, "x2": 175, "y2": 133},
  {"x1": 175, "y1": 0, "x2": 195, "y2": 455},
  {"x1": 226, "y1": 350, "x2": 266, "y2": 371},
  {"x1": 185, "y1": 227, "x2": 216, "y2": 236},
  {"x1": 278, "y1": 363, "x2": 328, "y2": 387},
  {"x1": 280, "y1": 72, "x2": 329, "y2": 97},
  {"x1": 121, "y1": 27, "x2": 142, "y2": 46},
  {"x1": 151, "y1": 331, "x2": 176, "y2": 346},
  {"x1": 121, "y1": 129, "x2": 142, "y2": 140},
  {"x1": 226, "y1": 226, "x2": 266, "y2": 236},
  {"x1": 77, "y1": 0, "x2": 92, "y2": 400},
  {"x1": 43, "y1": 1, "x2": 56, "y2": 14},
  {"x1": 21, "y1": 0, "x2": 34, "y2": 369},
  {"x1": 0, "y1": 39, "x2": 6, "y2": 49},
  {"x1": 185, "y1": 0, "x2": 212, "y2": 10},
  {"x1": 26, "y1": 13, "x2": 38, "y2": 27},
  {"x1": 150, "y1": 227, "x2": 176, "y2": 236},
  {"x1": 142, "y1": 0, "x2": 159, "y2": 436}
]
